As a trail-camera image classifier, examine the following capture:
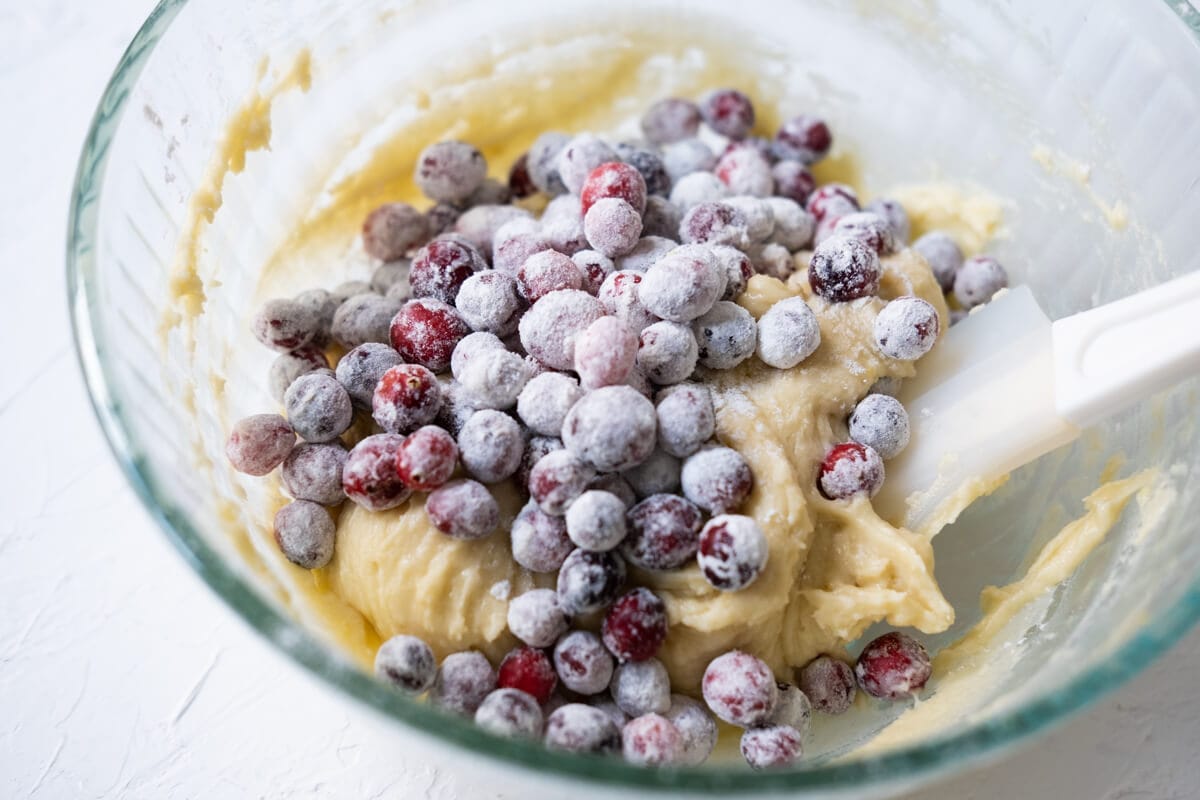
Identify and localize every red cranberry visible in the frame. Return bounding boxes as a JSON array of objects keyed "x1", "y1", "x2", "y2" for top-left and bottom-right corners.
[
  {"x1": 818, "y1": 442, "x2": 885, "y2": 500},
  {"x1": 581, "y1": 161, "x2": 648, "y2": 216},
  {"x1": 553, "y1": 631, "x2": 614, "y2": 695},
  {"x1": 775, "y1": 114, "x2": 832, "y2": 164},
  {"x1": 616, "y1": 144, "x2": 672, "y2": 198},
  {"x1": 508, "y1": 152, "x2": 538, "y2": 199},
  {"x1": 806, "y1": 183, "x2": 860, "y2": 222},
  {"x1": 518, "y1": 250, "x2": 583, "y2": 302},
  {"x1": 497, "y1": 646, "x2": 557, "y2": 704},
  {"x1": 854, "y1": 631, "x2": 932, "y2": 700},
  {"x1": 797, "y1": 655, "x2": 856, "y2": 715},
  {"x1": 772, "y1": 160, "x2": 817, "y2": 204},
  {"x1": 343, "y1": 433, "x2": 411, "y2": 511},
  {"x1": 700, "y1": 89, "x2": 756, "y2": 140},
  {"x1": 372, "y1": 364, "x2": 442, "y2": 434},
  {"x1": 622, "y1": 713, "x2": 682, "y2": 766},
  {"x1": 426, "y1": 479, "x2": 499, "y2": 540},
  {"x1": 410, "y1": 238, "x2": 485, "y2": 304},
  {"x1": 740, "y1": 725, "x2": 803, "y2": 769},
  {"x1": 529, "y1": 449, "x2": 595, "y2": 516},
  {"x1": 362, "y1": 202, "x2": 429, "y2": 261},
  {"x1": 697, "y1": 514, "x2": 769, "y2": 591},
  {"x1": 556, "y1": 548, "x2": 626, "y2": 616},
  {"x1": 602, "y1": 588, "x2": 668, "y2": 663},
  {"x1": 622, "y1": 494, "x2": 703, "y2": 571},
  {"x1": 807, "y1": 235, "x2": 882, "y2": 302},
  {"x1": 389, "y1": 298, "x2": 470, "y2": 373},
  {"x1": 226, "y1": 414, "x2": 295, "y2": 476},
  {"x1": 701, "y1": 650, "x2": 778, "y2": 727},
  {"x1": 334, "y1": 342, "x2": 404, "y2": 411},
  {"x1": 641, "y1": 97, "x2": 702, "y2": 145},
  {"x1": 395, "y1": 425, "x2": 458, "y2": 491}
]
